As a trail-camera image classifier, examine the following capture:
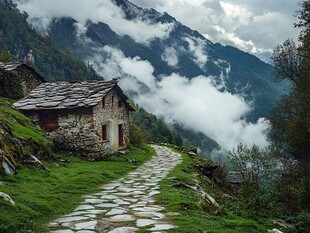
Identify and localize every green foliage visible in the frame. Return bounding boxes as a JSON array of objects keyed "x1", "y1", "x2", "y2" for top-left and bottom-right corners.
[
  {"x1": 131, "y1": 105, "x2": 183, "y2": 146},
  {"x1": 0, "y1": 97, "x2": 53, "y2": 166},
  {"x1": 0, "y1": 49, "x2": 12, "y2": 62},
  {"x1": 0, "y1": 1, "x2": 101, "y2": 81},
  {"x1": 0, "y1": 97, "x2": 52, "y2": 146},
  {"x1": 269, "y1": 0, "x2": 310, "y2": 213},
  {"x1": 157, "y1": 149, "x2": 272, "y2": 232},
  {"x1": 0, "y1": 71, "x2": 24, "y2": 99},
  {"x1": 0, "y1": 146, "x2": 154, "y2": 233},
  {"x1": 228, "y1": 144, "x2": 278, "y2": 216},
  {"x1": 129, "y1": 117, "x2": 146, "y2": 148}
]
